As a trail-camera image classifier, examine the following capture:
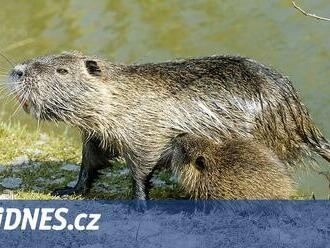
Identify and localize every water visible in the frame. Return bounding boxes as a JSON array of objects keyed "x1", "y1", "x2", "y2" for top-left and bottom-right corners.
[{"x1": 0, "y1": 0, "x2": 329, "y2": 198}]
